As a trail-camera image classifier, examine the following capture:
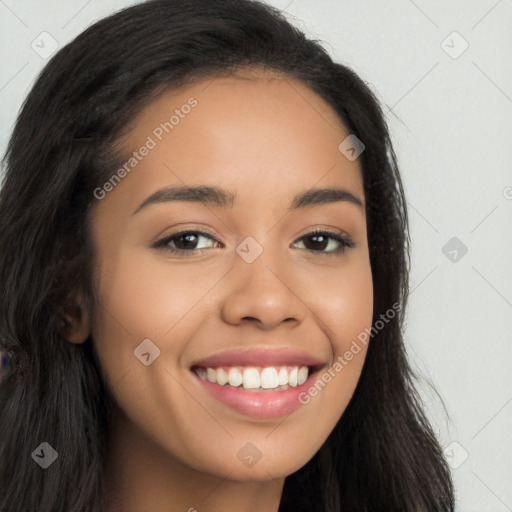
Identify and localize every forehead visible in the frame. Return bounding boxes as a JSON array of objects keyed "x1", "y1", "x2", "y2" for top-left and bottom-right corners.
[{"x1": 106, "y1": 69, "x2": 363, "y2": 212}]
